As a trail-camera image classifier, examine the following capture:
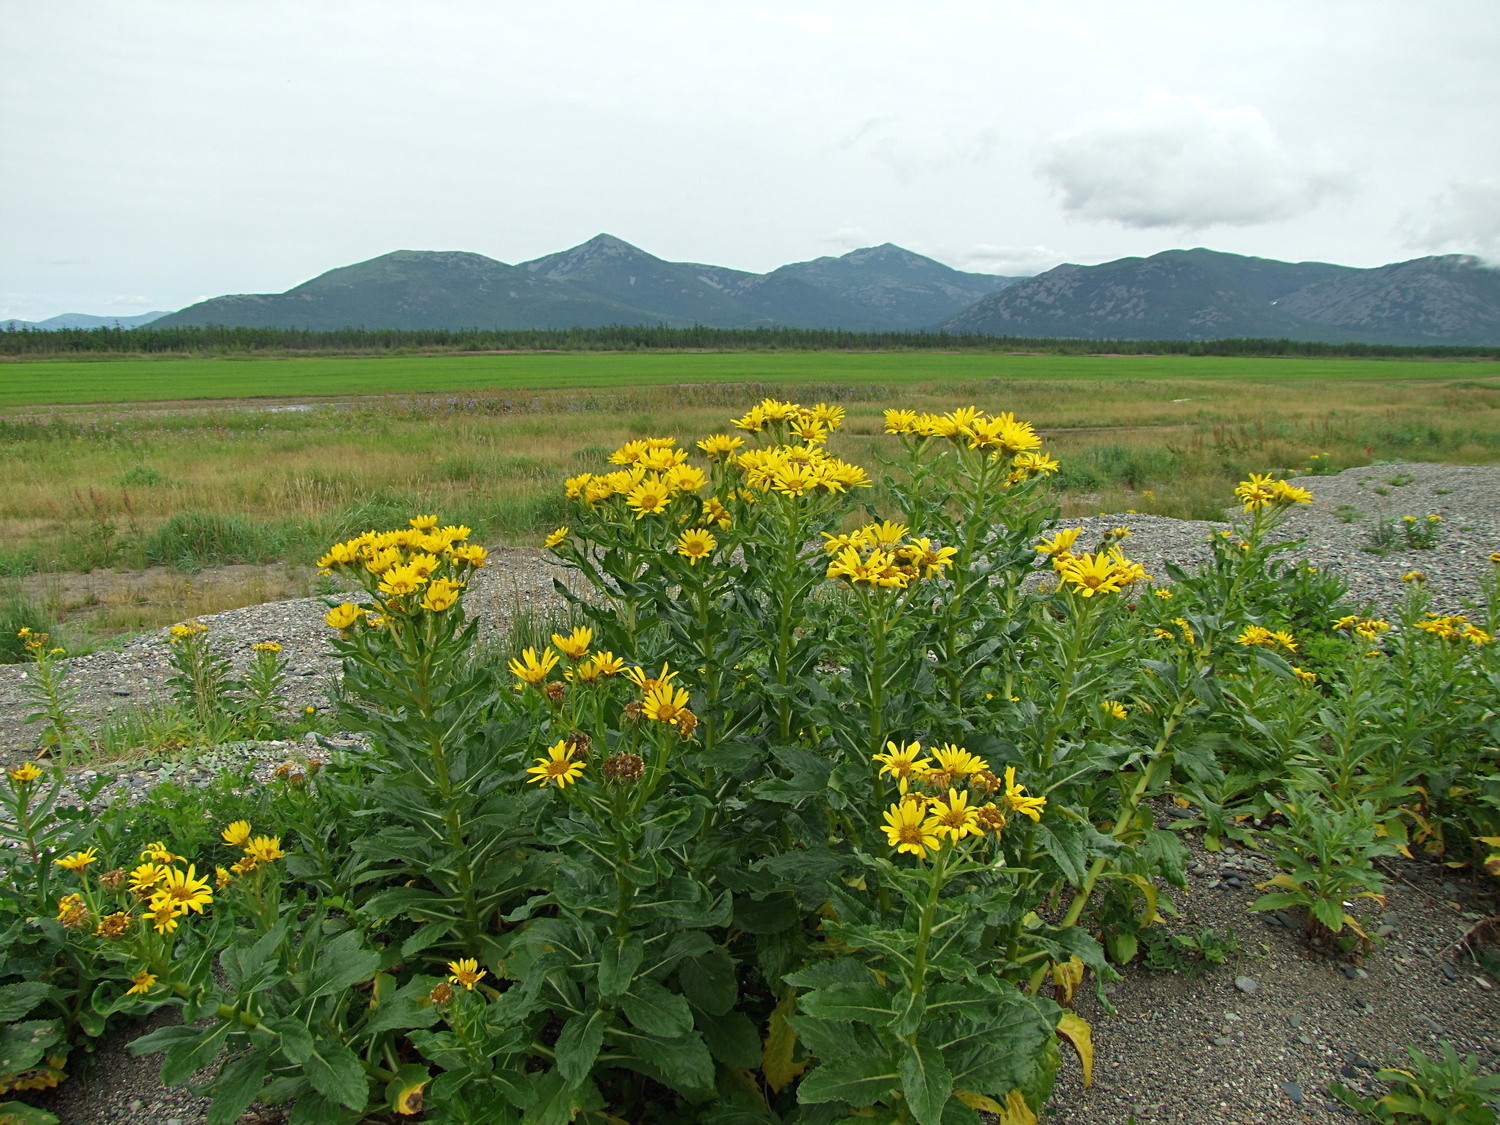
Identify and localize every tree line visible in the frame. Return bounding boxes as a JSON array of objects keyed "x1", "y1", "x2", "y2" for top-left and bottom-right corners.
[{"x1": 1, "y1": 323, "x2": 1495, "y2": 359}]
